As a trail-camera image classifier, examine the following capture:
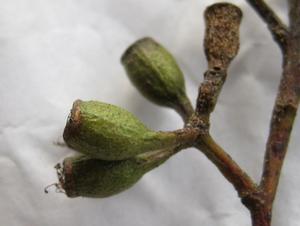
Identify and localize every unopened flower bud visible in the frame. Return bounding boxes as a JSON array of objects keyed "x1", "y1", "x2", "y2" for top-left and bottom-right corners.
[
  {"x1": 58, "y1": 149, "x2": 174, "y2": 198},
  {"x1": 121, "y1": 37, "x2": 193, "y2": 120},
  {"x1": 204, "y1": 3, "x2": 242, "y2": 69},
  {"x1": 63, "y1": 100, "x2": 188, "y2": 160}
]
